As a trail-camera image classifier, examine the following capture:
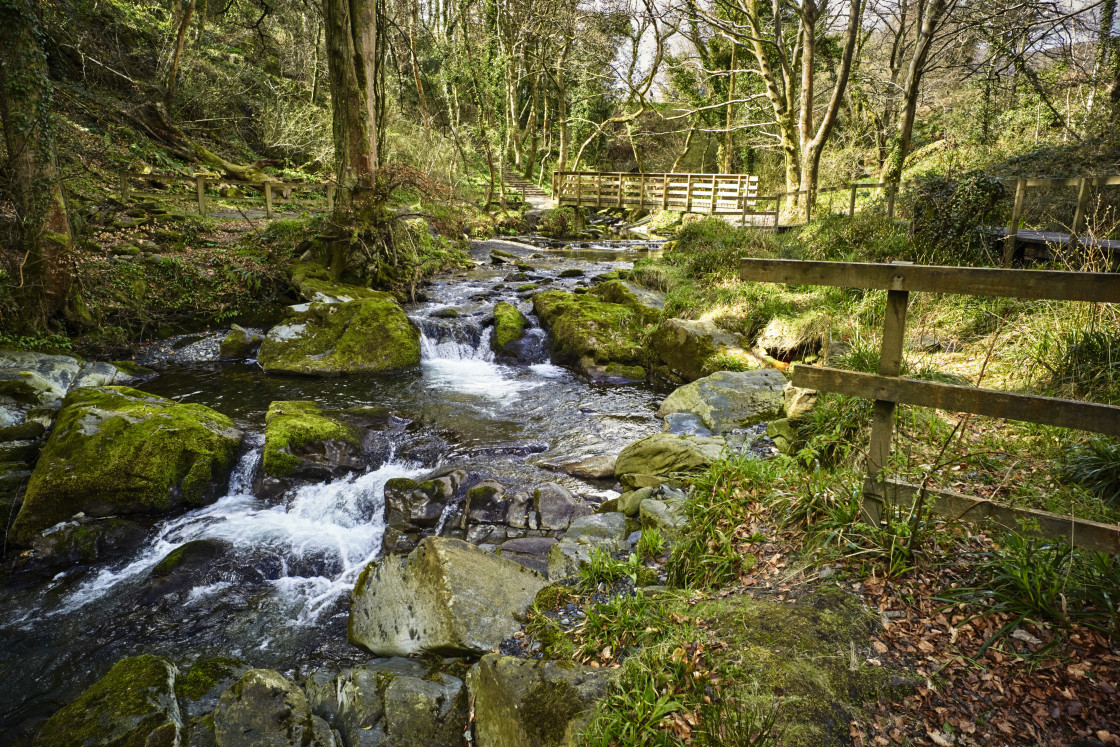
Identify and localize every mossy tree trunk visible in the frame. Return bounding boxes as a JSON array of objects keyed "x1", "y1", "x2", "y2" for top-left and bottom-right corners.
[
  {"x1": 324, "y1": 0, "x2": 384, "y2": 219},
  {"x1": 0, "y1": 0, "x2": 72, "y2": 329}
]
